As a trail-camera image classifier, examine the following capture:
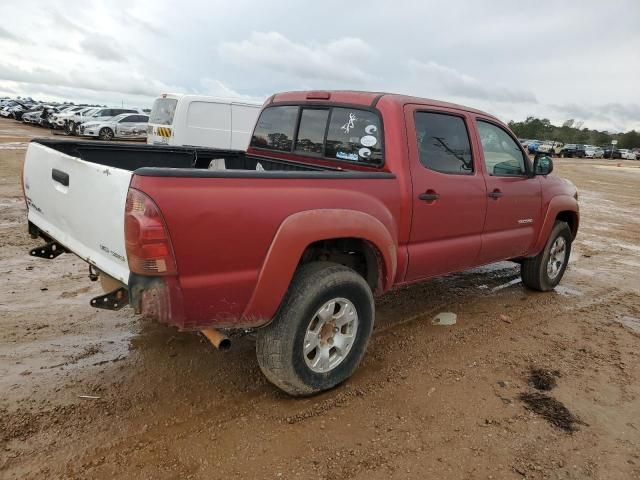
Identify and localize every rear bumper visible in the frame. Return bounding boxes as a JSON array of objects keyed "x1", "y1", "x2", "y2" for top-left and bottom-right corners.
[{"x1": 128, "y1": 274, "x2": 189, "y2": 329}]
